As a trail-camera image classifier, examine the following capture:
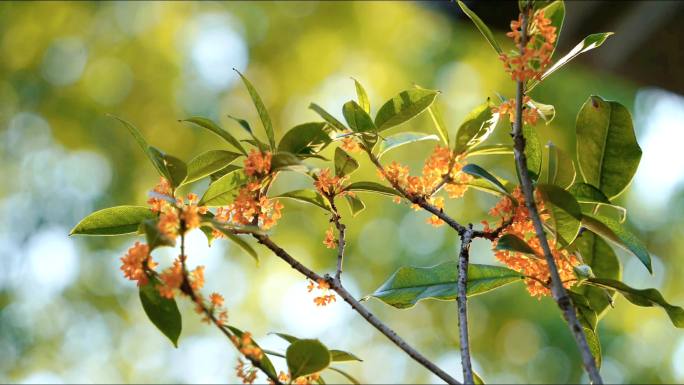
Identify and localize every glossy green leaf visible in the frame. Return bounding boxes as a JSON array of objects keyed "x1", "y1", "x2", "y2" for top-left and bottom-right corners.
[
  {"x1": 569, "y1": 182, "x2": 610, "y2": 204},
  {"x1": 369, "y1": 262, "x2": 524, "y2": 309},
  {"x1": 344, "y1": 181, "x2": 401, "y2": 197},
  {"x1": 545, "y1": 142, "x2": 576, "y2": 188},
  {"x1": 278, "y1": 122, "x2": 331, "y2": 157},
  {"x1": 275, "y1": 189, "x2": 331, "y2": 211},
  {"x1": 586, "y1": 278, "x2": 684, "y2": 328},
  {"x1": 334, "y1": 147, "x2": 359, "y2": 177},
  {"x1": 309, "y1": 103, "x2": 348, "y2": 133},
  {"x1": 71, "y1": 206, "x2": 156, "y2": 236},
  {"x1": 581, "y1": 214, "x2": 651, "y2": 273},
  {"x1": 427, "y1": 102, "x2": 449, "y2": 146},
  {"x1": 227, "y1": 326, "x2": 278, "y2": 379},
  {"x1": 495, "y1": 234, "x2": 537, "y2": 256},
  {"x1": 345, "y1": 194, "x2": 366, "y2": 217},
  {"x1": 273, "y1": 334, "x2": 362, "y2": 362},
  {"x1": 151, "y1": 149, "x2": 187, "y2": 188},
  {"x1": 374, "y1": 88, "x2": 439, "y2": 131},
  {"x1": 529, "y1": 33, "x2": 614, "y2": 91},
  {"x1": 140, "y1": 277, "x2": 182, "y2": 347},
  {"x1": 576, "y1": 96, "x2": 642, "y2": 199},
  {"x1": 199, "y1": 169, "x2": 247, "y2": 207},
  {"x1": 523, "y1": 125, "x2": 542, "y2": 181},
  {"x1": 462, "y1": 163, "x2": 510, "y2": 196},
  {"x1": 210, "y1": 165, "x2": 241, "y2": 182},
  {"x1": 234, "y1": 69, "x2": 275, "y2": 149},
  {"x1": 141, "y1": 219, "x2": 175, "y2": 250},
  {"x1": 271, "y1": 152, "x2": 309, "y2": 173},
  {"x1": 111, "y1": 116, "x2": 174, "y2": 180},
  {"x1": 584, "y1": 327, "x2": 602, "y2": 368},
  {"x1": 328, "y1": 367, "x2": 360, "y2": 385},
  {"x1": 181, "y1": 117, "x2": 247, "y2": 155},
  {"x1": 573, "y1": 231, "x2": 620, "y2": 319},
  {"x1": 454, "y1": 101, "x2": 499, "y2": 154},
  {"x1": 376, "y1": 132, "x2": 439, "y2": 159},
  {"x1": 287, "y1": 339, "x2": 332, "y2": 379},
  {"x1": 343, "y1": 100, "x2": 375, "y2": 133},
  {"x1": 352, "y1": 77, "x2": 370, "y2": 114},
  {"x1": 461, "y1": 178, "x2": 509, "y2": 197},
  {"x1": 465, "y1": 144, "x2": 514, "y2": 157},
  {"x1": 185, "y1": 150, "x2": 241, "y2": 185},
  {"x1": 457, "y1": 0, "x2": 503, "y2": 55},
  {"x1": 537, "y1": 183, "x2": 582, "y2": 245},
  {"x1": 230, "y1": 115, "x2": 268, "y2": 152},
  {"x1": 473, "y1": 371, "x2": 485, "y2": 385},
  {"x1": 540, "y1": 1, "x2": 565, "y2": 57}
]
